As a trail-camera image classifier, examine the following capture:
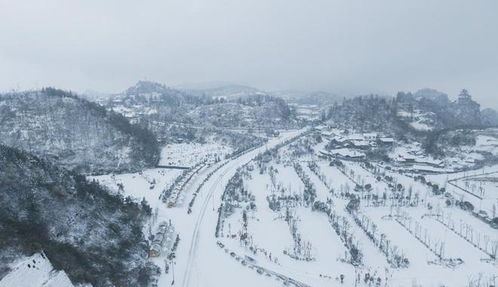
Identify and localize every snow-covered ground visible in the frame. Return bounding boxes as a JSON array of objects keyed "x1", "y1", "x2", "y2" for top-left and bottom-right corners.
[
  {"x1": 87, "y1": 130, "x2": 307, "y2": 287},
  {"x1": 159, "y1": 142, "x2": 232, "y2": 167},
  {"x1": 428, "y1": 165, "x2": 498, "y2": 215},
  {"x1": 0, "y1": 253, "x2": 75, "y2": 287},
  {"x1": 207, "y1": 133, "x2": 498, "y2": 287},
  {"x1": 62, "y1": 128, "x2": 498, "y2": 287},
  {"x1": 89, "y1": 168, "x2": 183, "y2": 209},
  {"x1": 397, "y1": 109, "x2": 436, "y2": 131}
]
